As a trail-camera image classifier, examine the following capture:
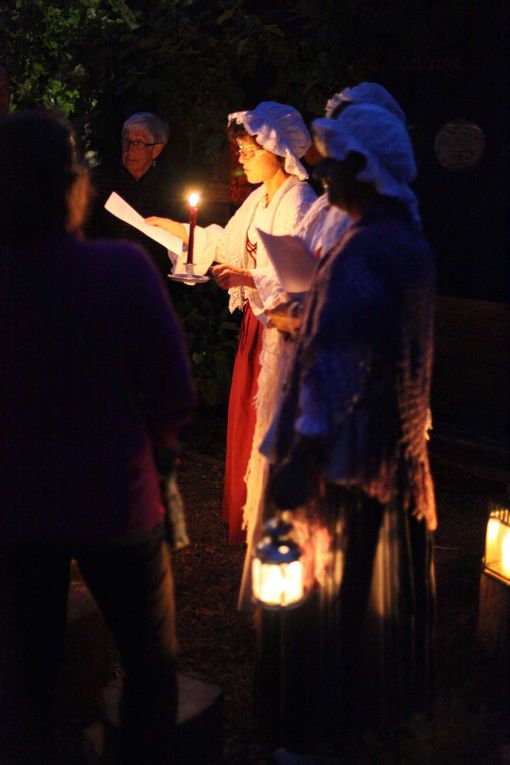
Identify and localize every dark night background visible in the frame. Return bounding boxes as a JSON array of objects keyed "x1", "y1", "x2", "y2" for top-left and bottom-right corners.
[
  {"x1": 1, "y1": 0, "x2": 509, "y2": 445},
  {"x1": 1, "y1": 4, "x2": 510, "y2": 763}
]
